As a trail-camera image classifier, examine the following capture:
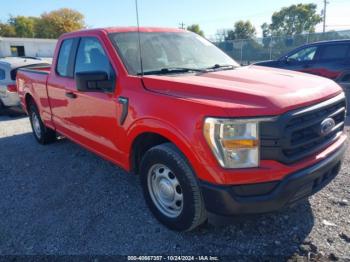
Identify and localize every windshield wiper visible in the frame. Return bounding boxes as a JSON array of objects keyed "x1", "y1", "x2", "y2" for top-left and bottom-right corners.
[
  {"x1": 139, "y1": 67, "x2": 205, "y2": 75},
  {"x1": 139, "y1": 65, "x2": 235, "y2": 75},
  {"x1": 204, "y1": 64, "x2": 235, "y2": 71}
]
